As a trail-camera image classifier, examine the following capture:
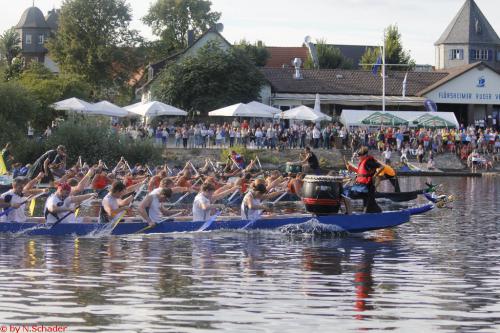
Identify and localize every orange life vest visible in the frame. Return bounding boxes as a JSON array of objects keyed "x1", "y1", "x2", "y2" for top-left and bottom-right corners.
[{"x1": 355, "y1": 156, "x2": 376, "y2": 185}]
